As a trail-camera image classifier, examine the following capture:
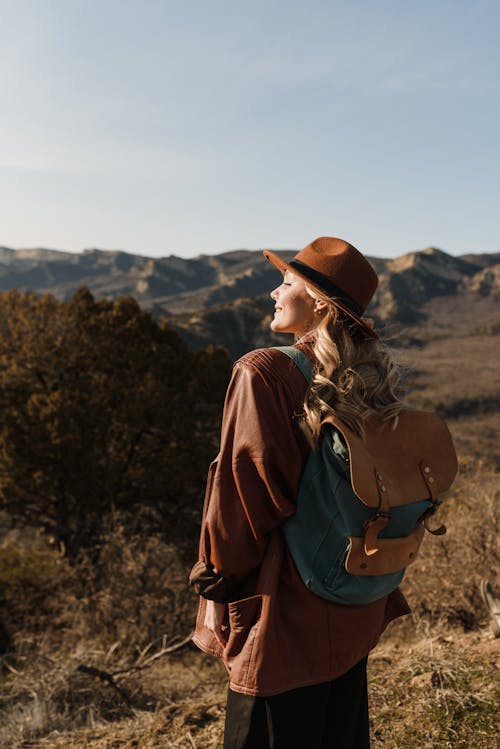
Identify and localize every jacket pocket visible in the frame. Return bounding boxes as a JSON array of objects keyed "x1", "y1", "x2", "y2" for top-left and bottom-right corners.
[{"x1": 224, "y1": 594, "x2": 262, "y2": 665}]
